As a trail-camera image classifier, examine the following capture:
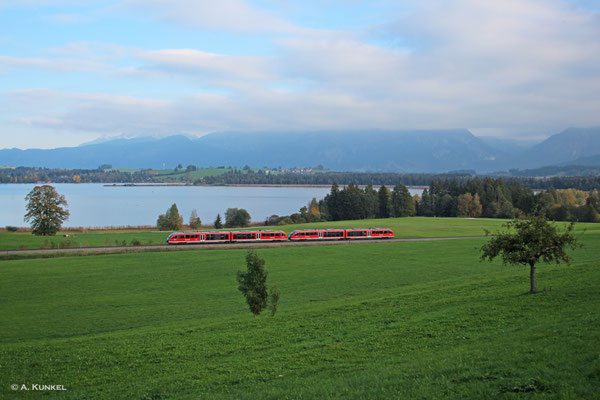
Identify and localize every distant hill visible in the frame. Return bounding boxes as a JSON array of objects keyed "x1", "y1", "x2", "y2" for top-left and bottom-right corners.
[
  {"x1": 516, "y1": 127, "x2": 600, "y2": 169},
  {"x1": 478, "y1": 136, "x2": 538, "y2": 154},
  {"x1": 1, "y1": 127, "x2": 599, "y2": 172},
  {"x1": 562, "y1": 153, "x2": 600, "y2": 167},
  {"x1": 0, "y1": 130, "x2": 505, "y2": 172}
]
